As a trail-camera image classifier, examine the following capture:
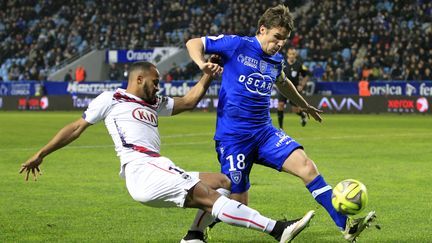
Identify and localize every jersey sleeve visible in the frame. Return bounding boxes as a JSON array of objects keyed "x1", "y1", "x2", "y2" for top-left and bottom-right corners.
[
  {"x1": 156, "y1": 95, "x2": 174, "y2": 116},
  {"x1": 82, "y1": 92, "x2": 113, "y2": 124},
  {"x1": 202, "y1": 35, "x2": 241, "y2": 60}
]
